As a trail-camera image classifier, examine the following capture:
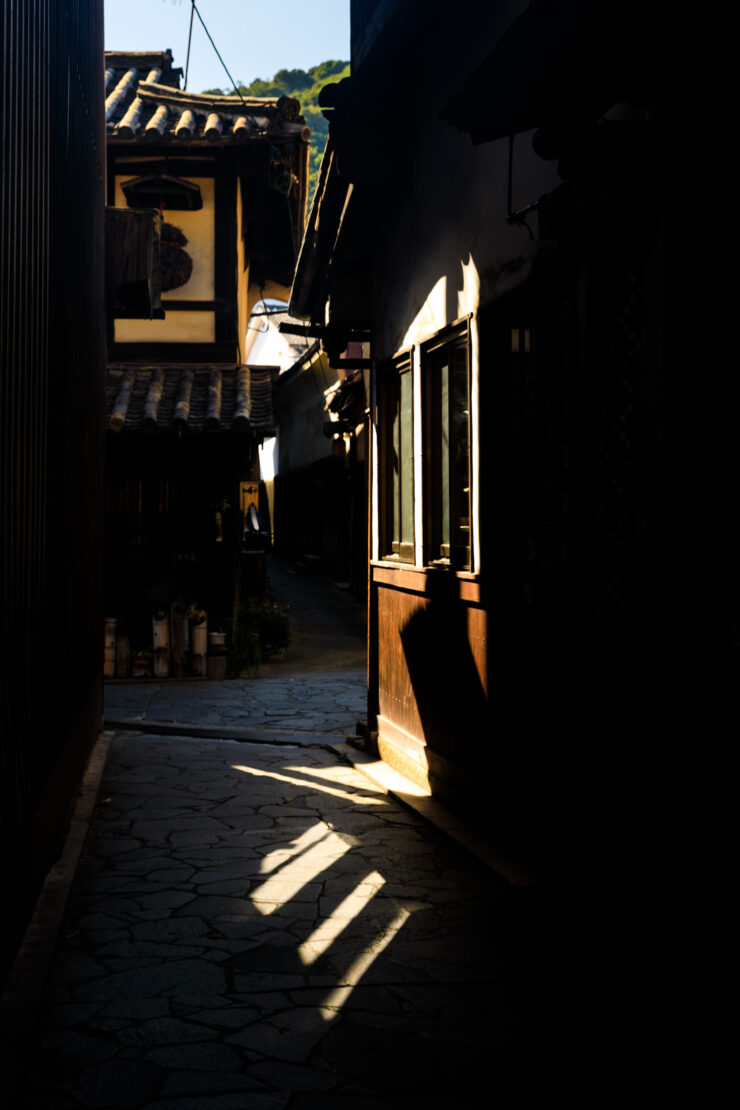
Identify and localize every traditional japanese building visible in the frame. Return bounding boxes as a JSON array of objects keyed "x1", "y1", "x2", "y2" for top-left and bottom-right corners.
[
  {"x1": 272, "y1": 340, "x2": 369, "y2": 596},
  {"x1": 103, "y1": 50, "x2": 309, "y2": 643},
  {"x1": 289, "y1": 0, "x2": 739, "y2": 1050}
]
